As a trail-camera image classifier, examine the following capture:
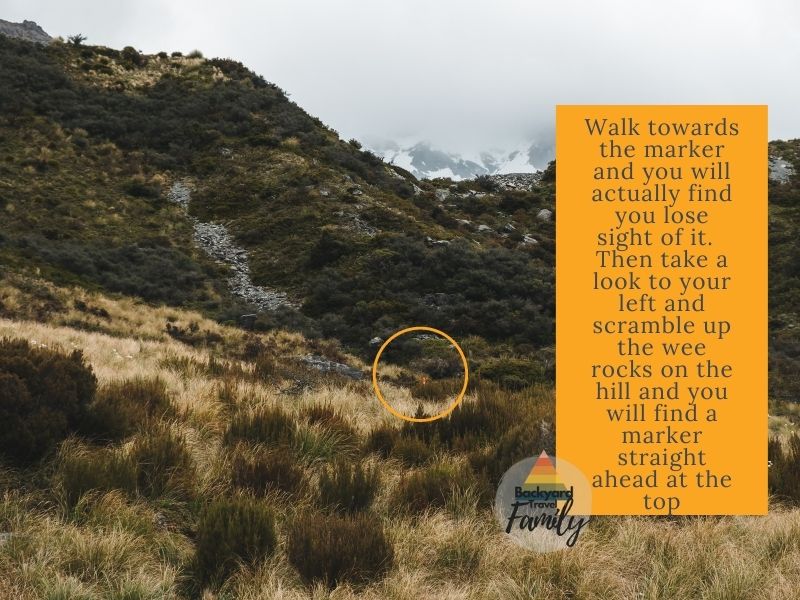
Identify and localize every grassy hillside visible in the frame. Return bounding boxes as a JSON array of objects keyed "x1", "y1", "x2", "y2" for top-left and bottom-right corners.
[
  {"x1": 2, "y1": 31, "x2": 800, "y2": 600},
  {"x1": 0, "y1": 35, "x2": 555, "y2": 358},
  {"x1": 1, "y1": 277, "x2": 800, "y2": 599},
  {"x1": 768, "y1": 139, "x2": 800, "y2": 407},
  {"x1": 5, "y1": 34, "x2": 796, "y2": 387}
]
